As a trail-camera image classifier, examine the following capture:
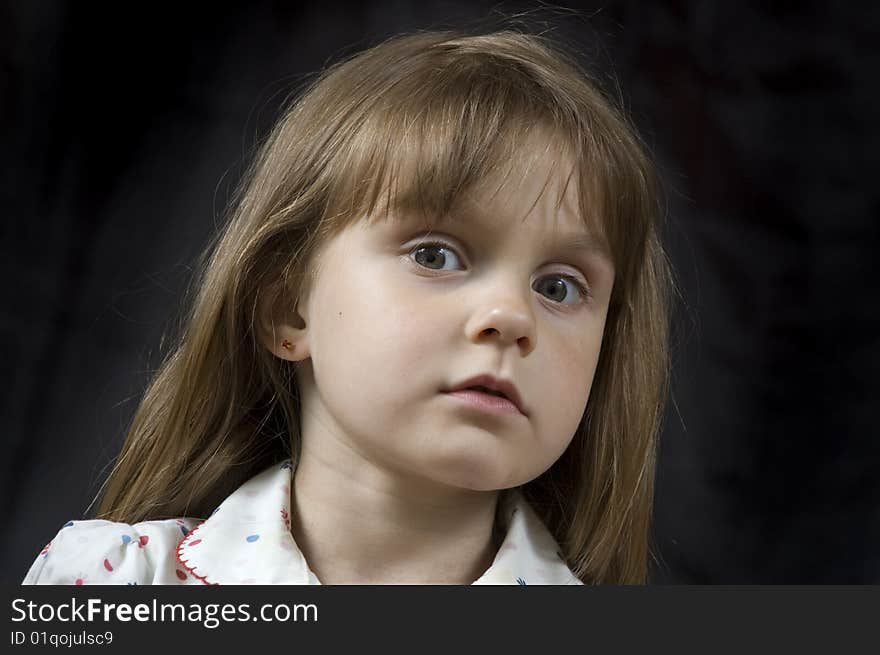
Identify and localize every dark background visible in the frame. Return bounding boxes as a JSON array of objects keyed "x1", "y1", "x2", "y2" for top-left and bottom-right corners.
[{"x1": 3, "y1": 1, "x2": 878, "y2": 584}]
